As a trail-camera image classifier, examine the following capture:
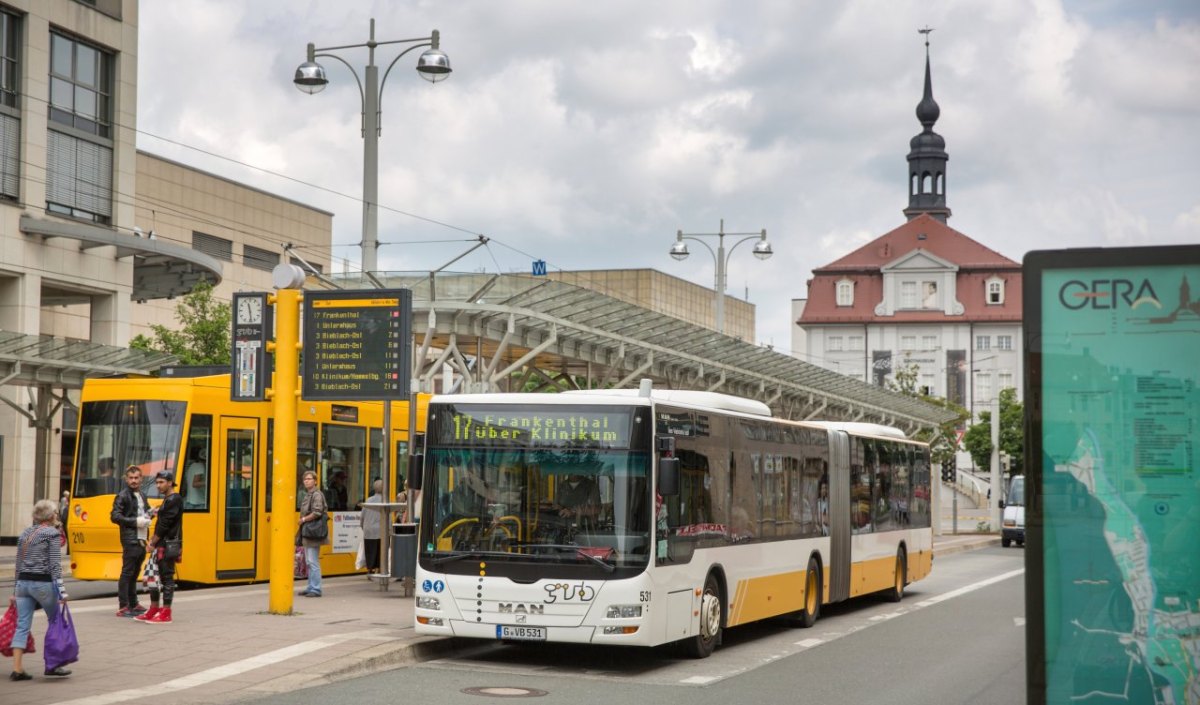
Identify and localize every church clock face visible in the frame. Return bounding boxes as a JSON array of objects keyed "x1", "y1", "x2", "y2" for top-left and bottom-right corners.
[{"x1": 237, "y1": 296, "x2": 263, "y2": 325}]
